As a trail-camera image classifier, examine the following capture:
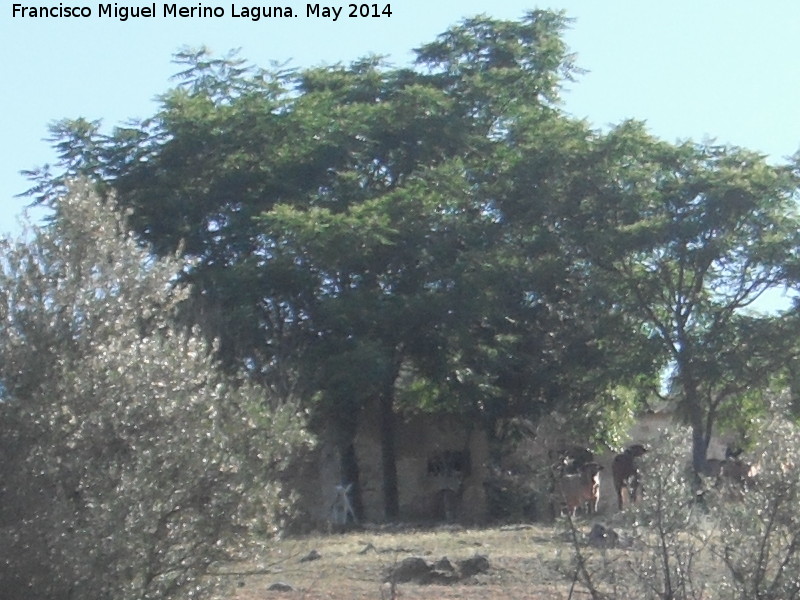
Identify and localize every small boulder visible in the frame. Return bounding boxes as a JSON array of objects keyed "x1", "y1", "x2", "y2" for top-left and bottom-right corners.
[
  {"x1": 300, "y1": 549, "x2": 322, "y2": 562},
  {"x1": 432, "y1": 557, "x2": 456, "y2": 574},
  {"x1": 267, "y1": 582, "x2": 294, "y2": 592},
  {"x1": 388, "y1": 556, "x2": 433, "y2": 583},
  {"x1": 458, "y1": 554, "x2": 490, "y2": 578}
]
